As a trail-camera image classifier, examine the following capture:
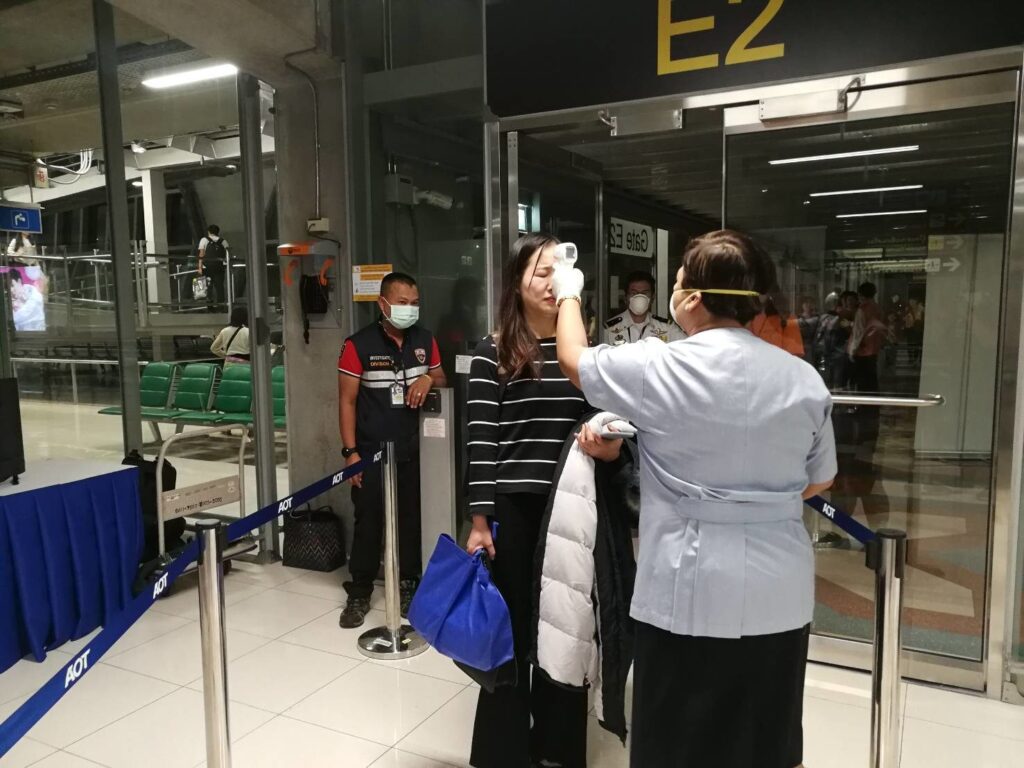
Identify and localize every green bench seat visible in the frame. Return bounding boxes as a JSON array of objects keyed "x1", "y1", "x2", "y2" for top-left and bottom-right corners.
[
  {"x1": 145, "y1": 362, "x2": 220, "y2": 419},
  {"x1": 173, "y1": 364, "x2": 252, "y2": 424},
  {"x1": 236, "y1": 365, "x2": 287, "y2": 429},
  {"x1": 98, "y1": 362, "x2": 177, "y2": 416}
]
